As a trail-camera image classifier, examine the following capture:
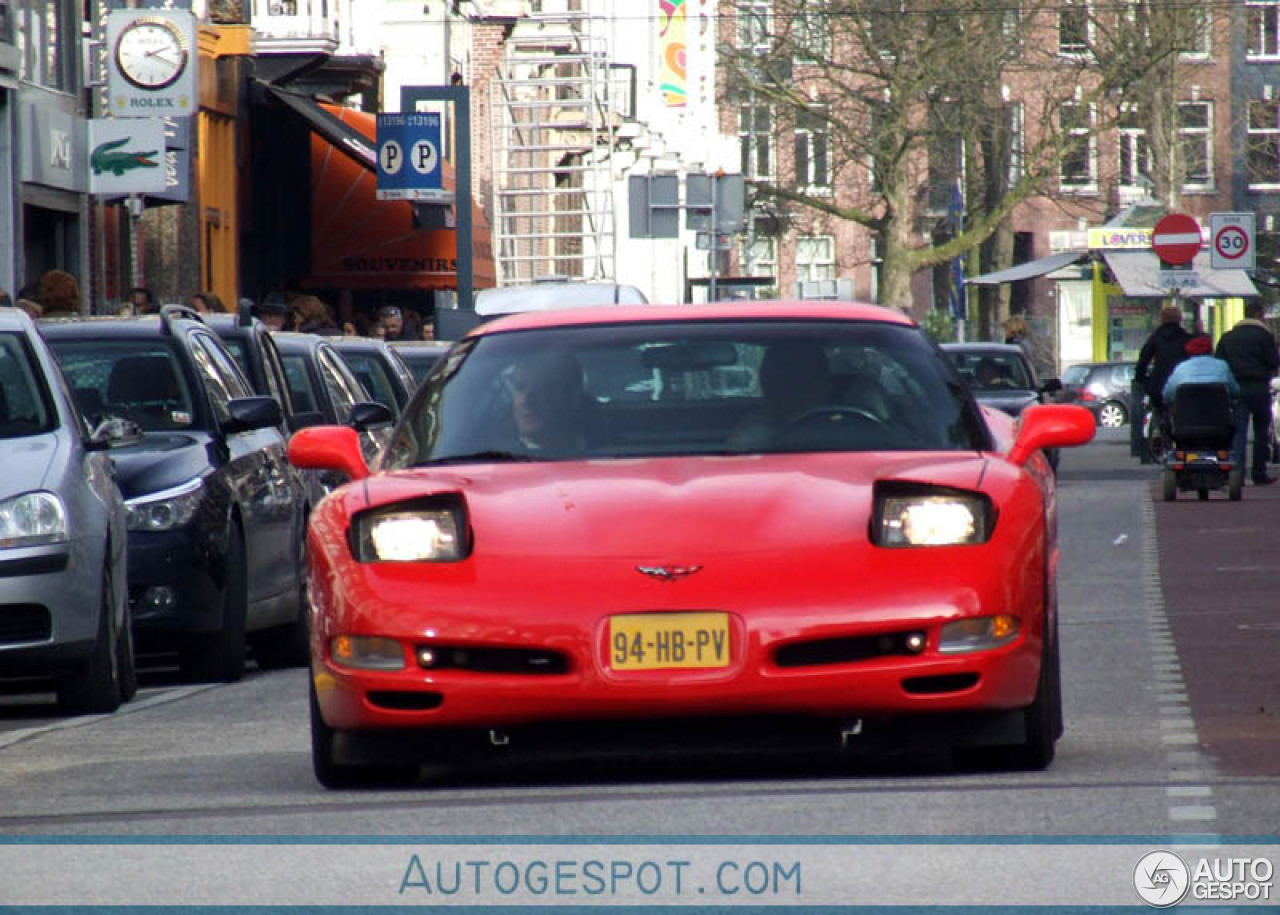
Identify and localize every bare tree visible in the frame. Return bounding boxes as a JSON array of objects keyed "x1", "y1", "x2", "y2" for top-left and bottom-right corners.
[{"x1": 721, "y1": 0, "x2": 1192, "y2": 333}]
